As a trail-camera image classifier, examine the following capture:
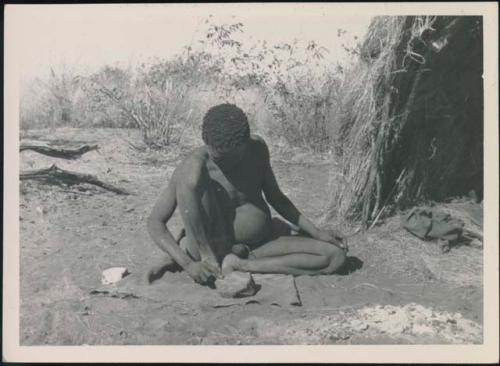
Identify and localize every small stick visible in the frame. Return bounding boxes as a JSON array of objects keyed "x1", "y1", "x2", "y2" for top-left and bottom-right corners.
[
  {"x1": 298, "y1": 303, "x2": 367, "y2": 313},
  {"x1": 367, "y1": 205, "x2": 387, "y2": 231},
  {"x1": 58, "y1": 189, "x2": 94, "y2": 196},
  {"x1": 74, "y1": 313, "x2": 99, "y2": 337},
  {"x1": 350, "y1": 282, "x2": 408, "y2": 295}
]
